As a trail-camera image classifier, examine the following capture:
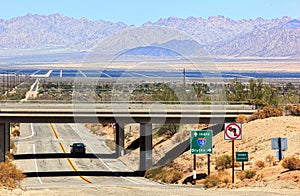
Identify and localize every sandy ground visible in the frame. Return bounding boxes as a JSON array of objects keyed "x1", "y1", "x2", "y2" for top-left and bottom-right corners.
[
  {"x1": 119, "y1": 116, "x2": 300, "y2": 190},
  {"x1": 1, "y1": 185, "x2": 300, "y2": 196}
]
